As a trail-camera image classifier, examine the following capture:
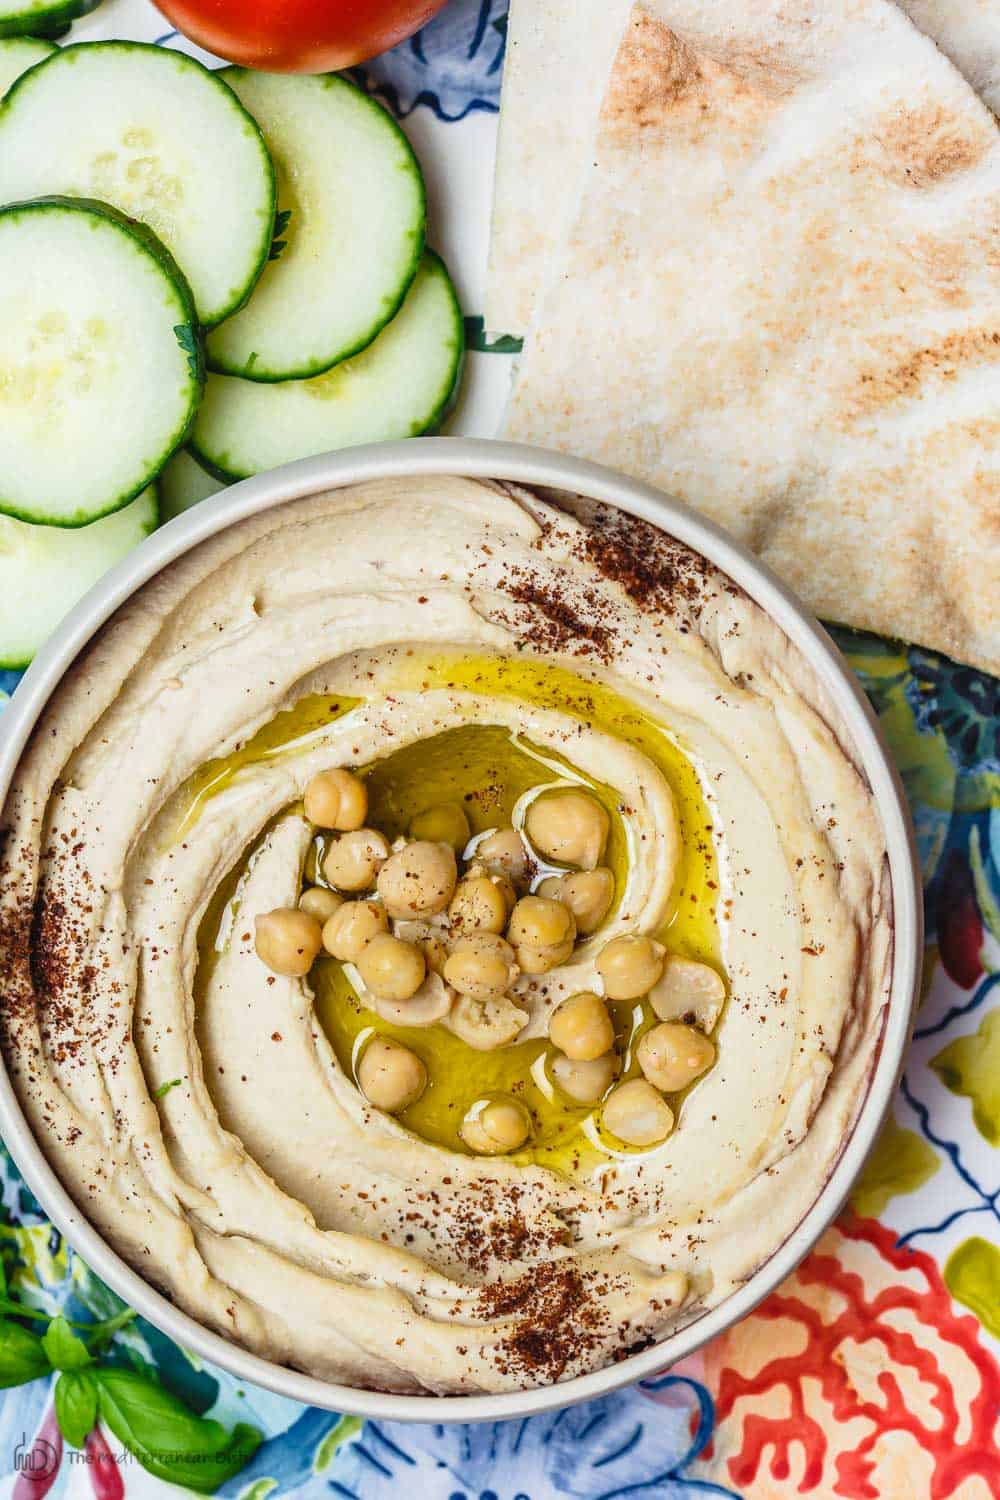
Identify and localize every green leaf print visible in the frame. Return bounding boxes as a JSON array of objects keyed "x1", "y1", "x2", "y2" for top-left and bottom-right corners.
[
  {"x1": 851, "y1": 1114, "x2": 940, "y2": 1218},
  {"x1": 944, "y1": 1237, "x2": 1000, "y2": 1339},
  {"x1": 314, "y1": 1414, "x2": 362, "y2": 1471},
  {"x1": 931, "y1": 1007, "x2": 1000, "y2": 1146}
]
